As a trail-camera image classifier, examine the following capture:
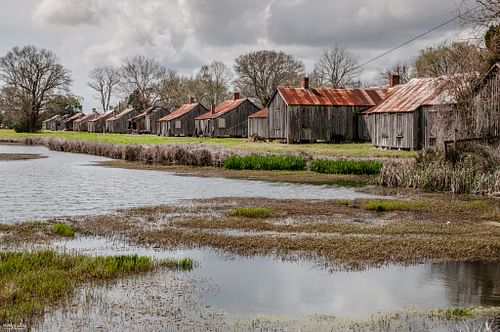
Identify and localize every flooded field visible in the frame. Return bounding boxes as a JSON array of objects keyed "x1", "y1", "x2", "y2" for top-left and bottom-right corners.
[
  {"x1": 1, "y1": 144, "x2": 499, "y2": 331},
  {"x1": 0, "y1": 144, "x2": 381, "y2": 223}
]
